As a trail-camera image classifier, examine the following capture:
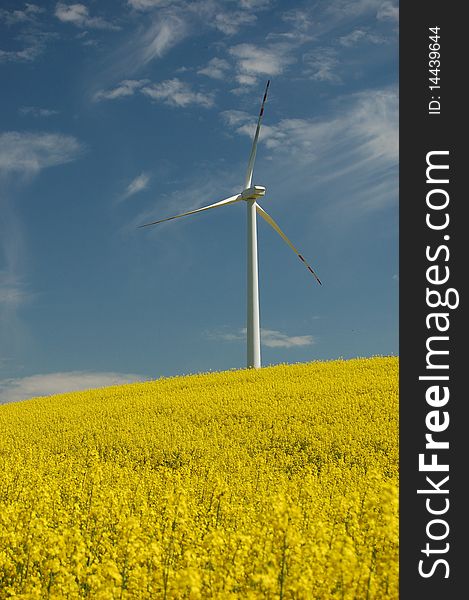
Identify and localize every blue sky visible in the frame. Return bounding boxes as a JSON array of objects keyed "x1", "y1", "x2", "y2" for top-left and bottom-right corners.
[{"x1": 0, "y1": 0, "x2": 398, "y2": 403}]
